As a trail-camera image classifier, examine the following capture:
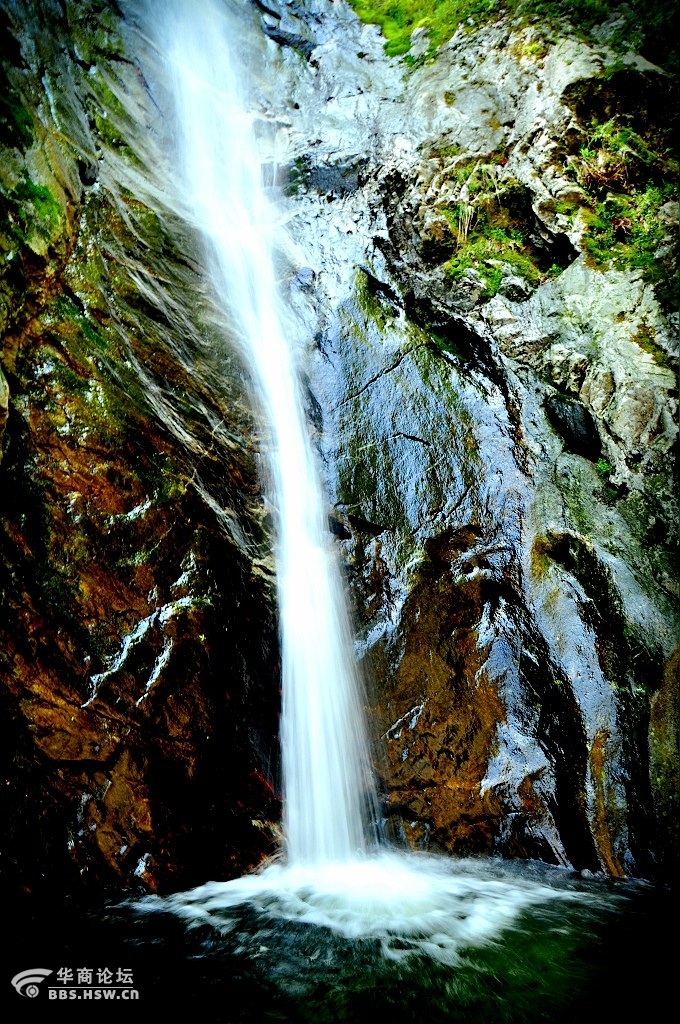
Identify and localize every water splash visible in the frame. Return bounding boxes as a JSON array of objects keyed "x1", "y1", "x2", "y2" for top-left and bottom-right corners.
[
  {"x1": 148, "y1": 0, "x2": 379, "y2": 866},
  {"x1": 135, "y1": 851, "x2": 619, "y2": 967}
]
